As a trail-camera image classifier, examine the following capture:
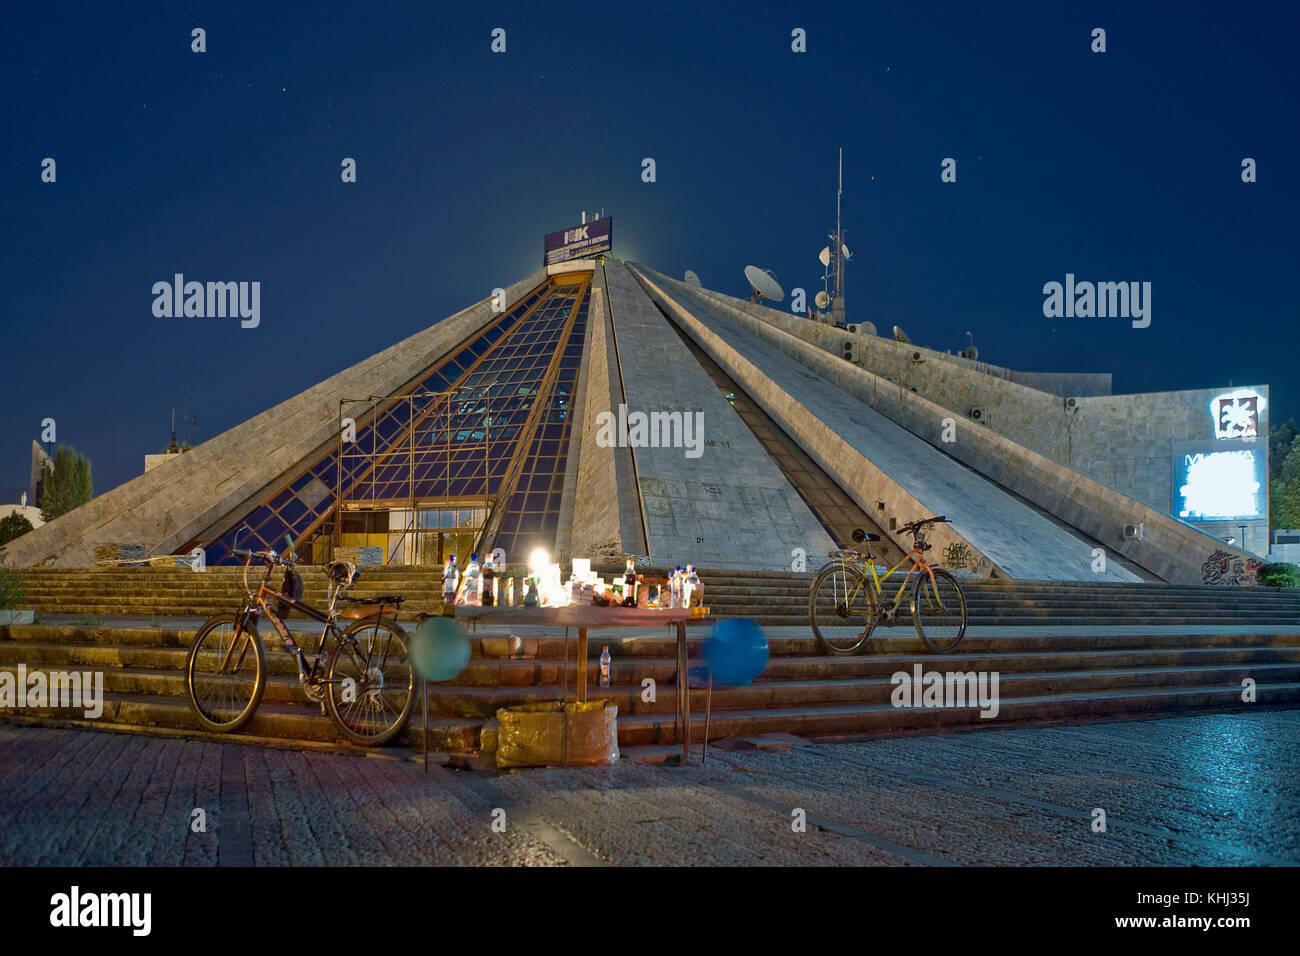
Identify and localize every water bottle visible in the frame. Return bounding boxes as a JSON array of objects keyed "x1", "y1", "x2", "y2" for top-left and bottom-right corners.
[
  {"x1": 686, "y1": 564, "x2": 701, "y2": 608},
  {"x1": 670, "y1": 567, "x2": 681, "y2": 608},
  {"x1": 464, "y1": 553, "x2": 481, "y2": 606},
  {"x1": 600, "y1": 645, "x2": 611, "y2": 688},
  {"x1": 481, "y1": 554, "x2": 495, "y2": 606},
  {"x1": 442, "y1": 554, "x2": 458, "y2": 605}
]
